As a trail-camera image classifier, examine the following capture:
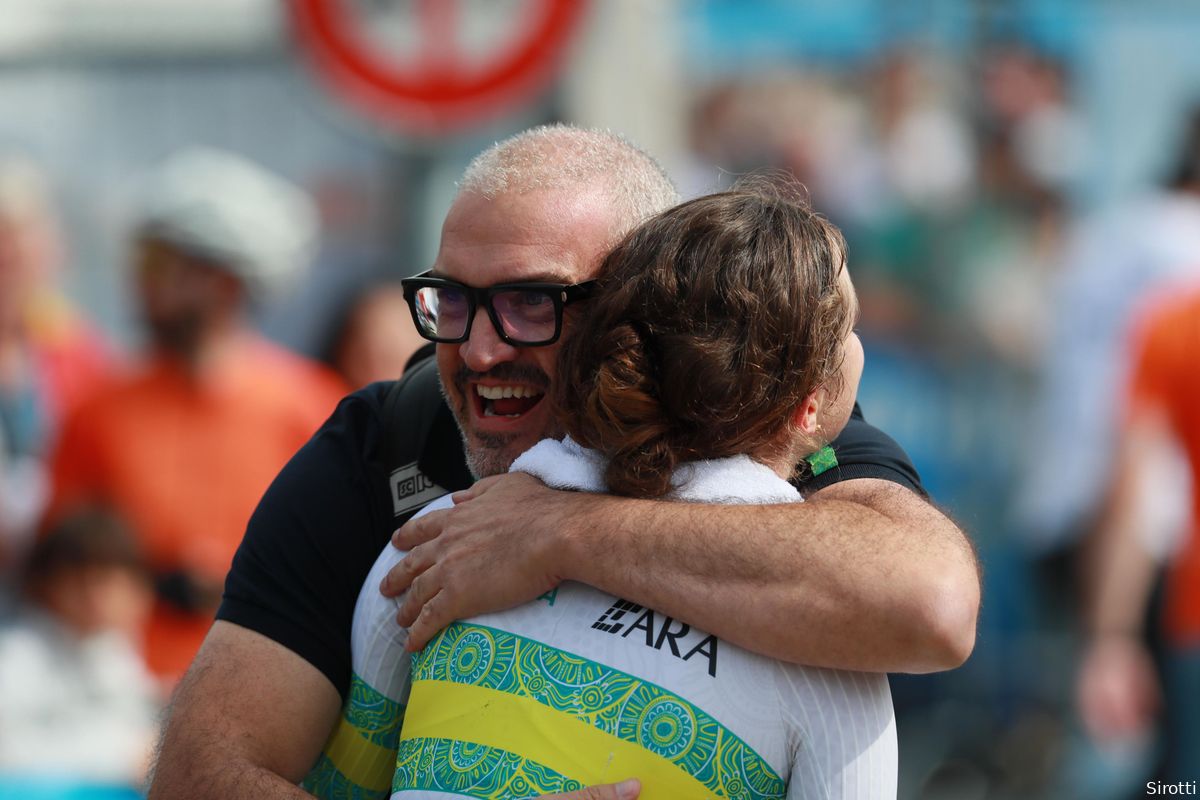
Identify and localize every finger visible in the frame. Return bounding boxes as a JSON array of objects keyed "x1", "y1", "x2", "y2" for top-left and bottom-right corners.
[
  {"x1": 450, "y1": 474, "x2": 504, "y2": 505},
  {"x1": 380, "y1": 544, "x2": 434, "y2": 597},
  {"x1": 393, "y1": 507, "x2": 451, "y2": 550},
  {"x1": 395, "y1": 563, "x2": 442, "y2": 626},
  {"x1": 404, "y1": 589, "x2": 450, "y2": 653}
]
